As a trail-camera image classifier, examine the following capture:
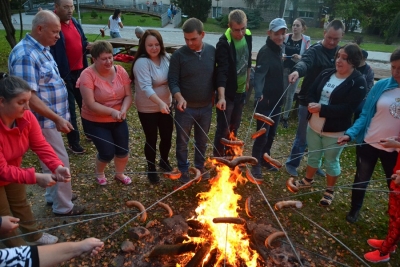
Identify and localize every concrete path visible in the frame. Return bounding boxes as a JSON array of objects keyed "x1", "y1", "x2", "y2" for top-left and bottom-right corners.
[{"x1": 4, "y1": 13, "x2": 392, "y2": 70}]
